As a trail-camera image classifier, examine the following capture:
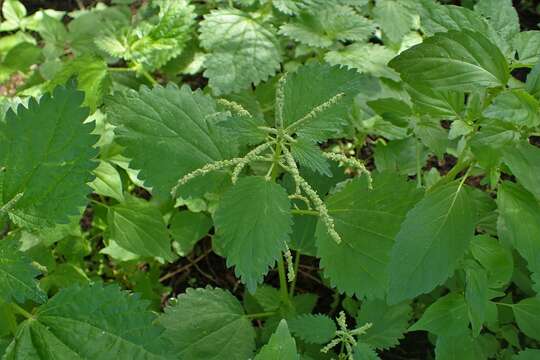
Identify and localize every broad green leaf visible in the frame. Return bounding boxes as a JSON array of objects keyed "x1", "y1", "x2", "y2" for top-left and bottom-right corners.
[
  {"x1": 353, "y1": 343, "x2": 381, "y2": 360},
  {"x1": 200, "y1": 9, "x2": 281, "y2": 94},
  {"x1": 282, "y1": 63, "x2": 365, "y2": 141},
  {"x1": 515, "y1": 349, "x2": 540, "y2": 360},
  {"x1": 159, "y1": 287, "x2": 255, "y2": 360},
  {"x1": 255, "y1": 320, "x2": 298, "y2": 360},
  {"x1": 0, "y1": 42, "x2": 42, "y2": 82},
  {"x1": 389, "y1": 30, "x2": 508, "y2": 91},
  {"x1": 106, "y1": 84, "x2": 236, "y2": 197},
  {"x1": 512, "y1": 297, "x2": 540, "y2": 341},
  {"x1": 0, "y1": 240, "x2": 46, "y2": 304},
  {"x1": 409, "y1": 293, "x2": 468, "y2": 337},
  {"x1": 405, "y1": 84, "x2": 464, "y2": 120},
  {"x1": 374, "y1": 137, "x2": 429, "y2": 176},
  {"x1": 214, "y1": 177, "x2": 292, "y2": 291},
  {"x1": 388, "y1": 182, "x2": 476, "y2": 303},
  {"x1": 465, "y1": 265, "x2": 489, "y2": 336},
  {"x1": 525, "y1": 60, "x2": 540, "y2": 99},
  {"x1": 512, "y1": 31, "x2": 540, "y2": 67},
  {"x1": 169, "y1": 210, "x2": 212, "y2": 256},
  {"x1": 373, "y1": 0, "x2": 414, "y2": 46},
  {"x1": 288, "y1": 314, "x2": 336, "y2": 344},
  {"x1": 483, "y1": 89, "x2": 540, "y2": 128},
  {"x1": 107, "y1": 196, "x2": 173, "y2": 261},
  {"x1": 316, "y1": 173, "x2": 422, "y2": 299},
  {"x1": 4, "y1": 283, "x2": 169, "y2": 359},
  {"x1": 474, "y1": 0, "x2": 519, "y2": 45},
  {"x1": 2, "y1": 0, "x2": 26, "y2": 26},
  {"x1": 279, "y1": 5, "x2": 375, "y2": 48},
  {"x1": 47, "y1": 55, "x2": 111, "y2": 111},
  {"x1": 0, "y1": 84, "x2": 97, "y2": 228},
  {"x1": 469, "y1": 235, "x2": 513, "y2": 288},
  {"x1": 434, "y1": 333, "x2": 484, "y2": 360},
  {"x1": 89, "y1": 160, "x2": 124, "y2": 202},
  {"x1": 290, "y1": 139, "x2": 331, "y2": 177},
  {"x1": 356, "y1": 300, "x2": 411, "y2": 350},
  {"x1": 325, "y1": 43, "x2": 399, "y2": 81},
  {"x1": 469, "y1": 119, "x2": 520, "y2": 169},
  {"x1": 413, "y1": 116, "x2": 449, "y2": 158},
  {"x1": 503, "y1": 141, "x2": 540, "y2": 200},
  {"x1": 497, "y1": 182, "x2": 540, "y2": 285}
]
